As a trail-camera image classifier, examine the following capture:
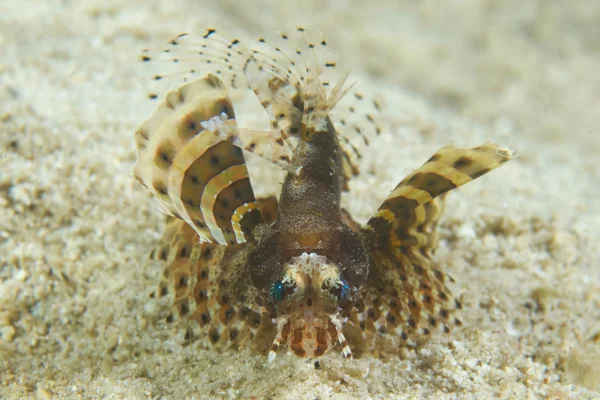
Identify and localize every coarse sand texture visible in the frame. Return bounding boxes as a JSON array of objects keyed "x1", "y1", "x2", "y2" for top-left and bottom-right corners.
[{"x1": 1, "y1": 1, "x2": 599, "y2": 399}]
